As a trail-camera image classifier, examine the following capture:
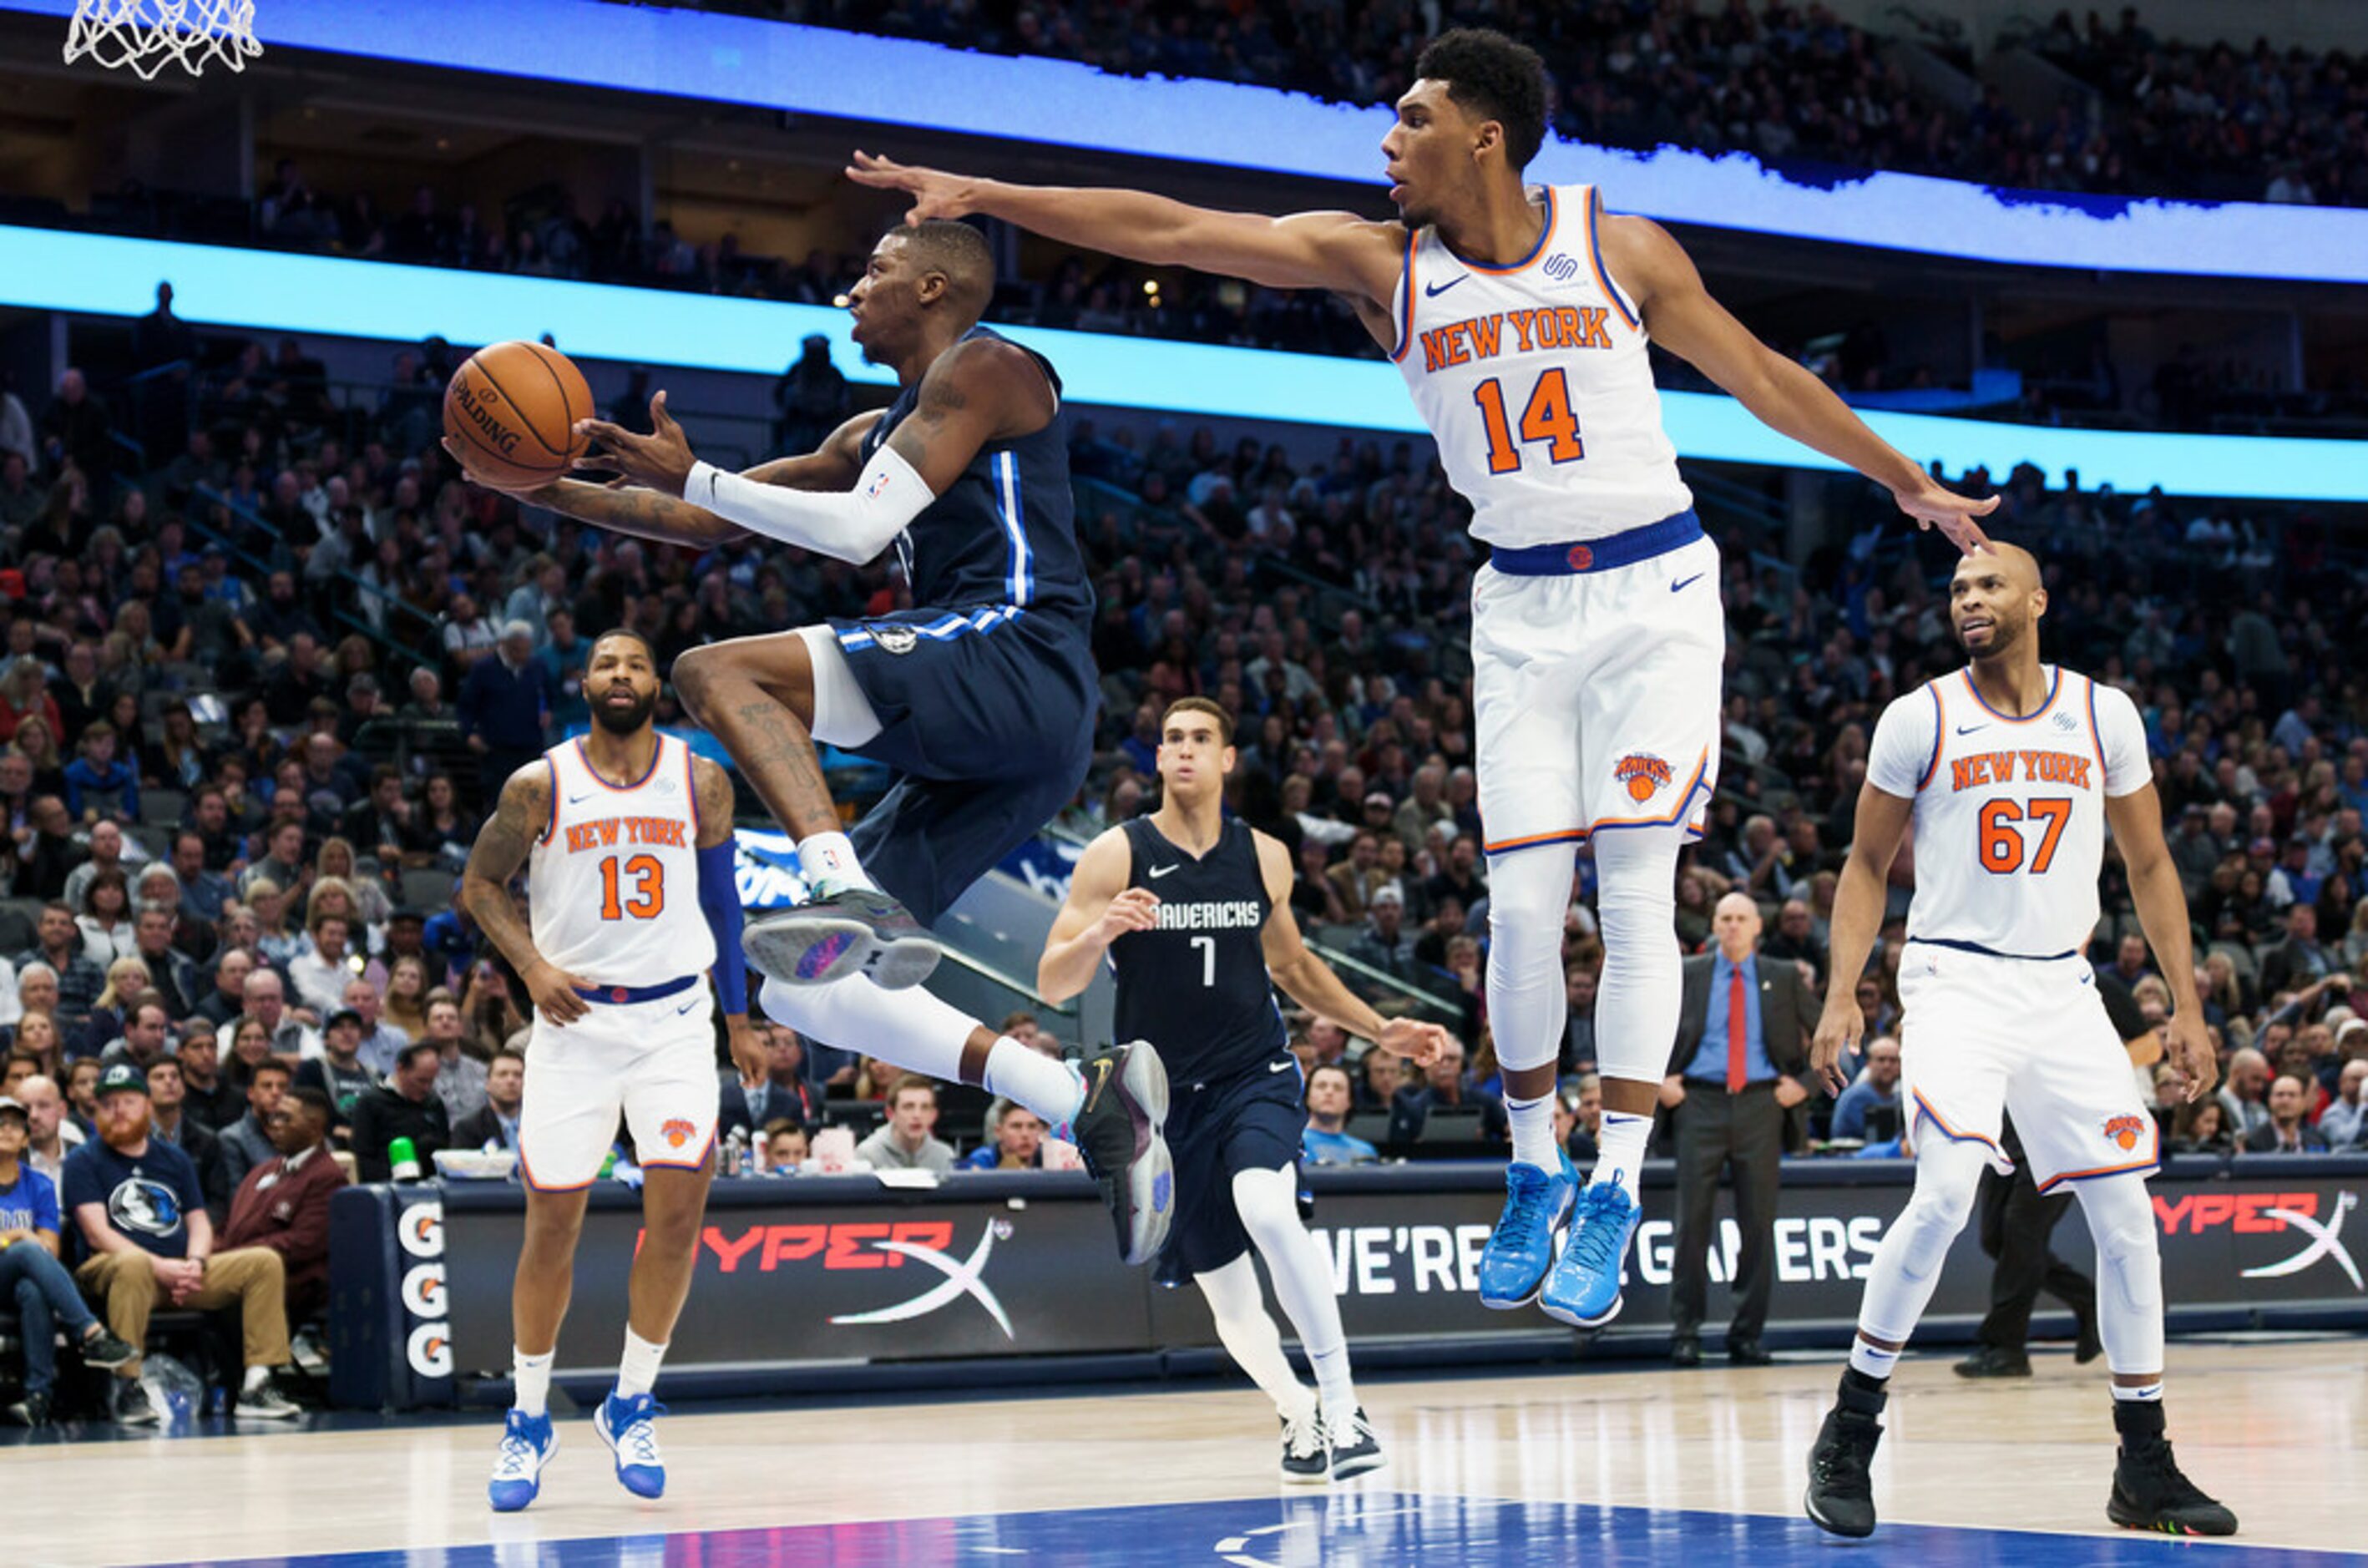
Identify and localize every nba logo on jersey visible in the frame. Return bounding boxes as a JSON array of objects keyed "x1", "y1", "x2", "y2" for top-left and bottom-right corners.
[
  {"x1": 2102, "y1": 1114, "x2": 2147, "y2": 1152},
  {"x1": 1614, "y1": 751, "x2": 1673, "y2": 804}
]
